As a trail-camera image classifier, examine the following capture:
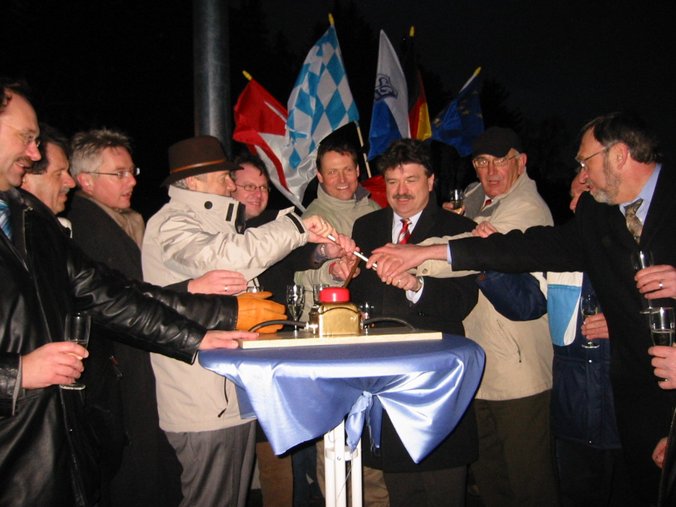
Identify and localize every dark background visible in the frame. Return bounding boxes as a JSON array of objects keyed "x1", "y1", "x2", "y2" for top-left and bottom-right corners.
[{"x1": 2, "y1": 0, "x2": 674, "y2": 223}]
